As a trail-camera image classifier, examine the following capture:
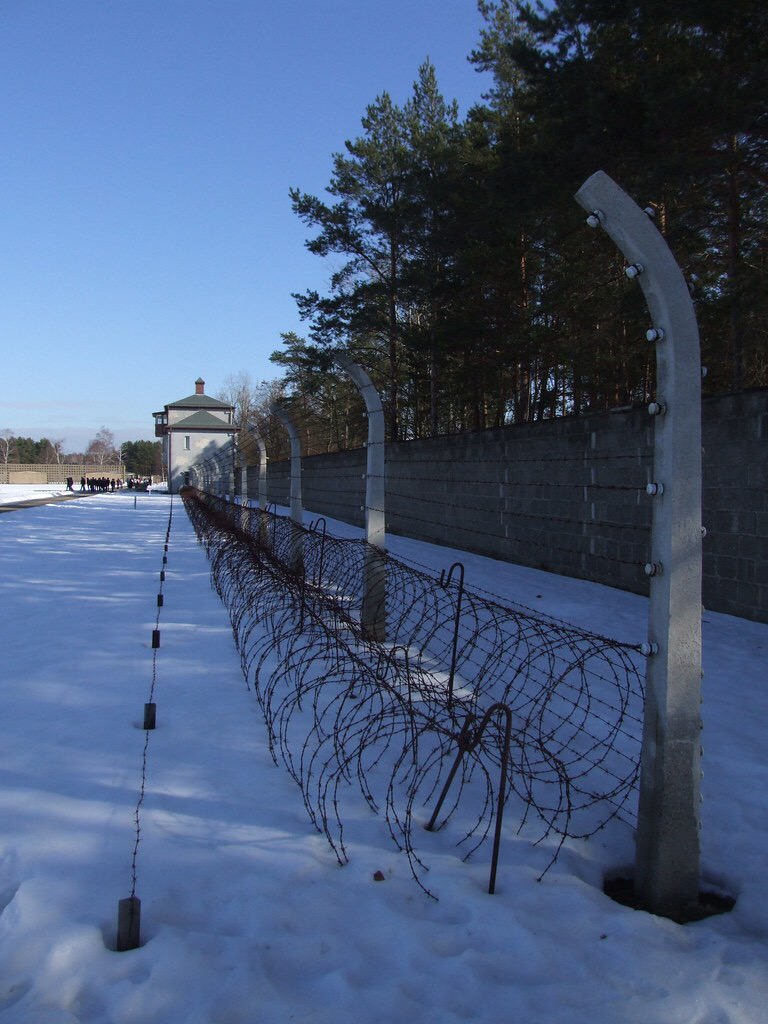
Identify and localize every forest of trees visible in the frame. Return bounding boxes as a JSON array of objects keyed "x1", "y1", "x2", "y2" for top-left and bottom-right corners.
[
  {"x1": 270, "y1": 0, "x2": 767, "y2": 451},
  {"x1": 120, "y1": 440, "x2": 163, "y2": 476},
  {"x1": 0, "y1": 433, "x2": 67, "y2": 465}
]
